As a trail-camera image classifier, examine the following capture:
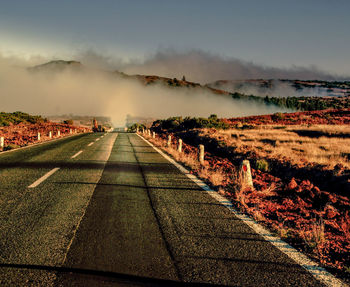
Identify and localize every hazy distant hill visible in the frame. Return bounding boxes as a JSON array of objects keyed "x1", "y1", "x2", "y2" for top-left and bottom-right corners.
[
  {"x1": 29, "y1": 60, "x2": 83, "y2": 73},
  {"x1": 207, "y1": 79, "x2": 350, "y2": 98},
  {"x1": 29, "y1": 60, "x2": 350, "y2": 112}
]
